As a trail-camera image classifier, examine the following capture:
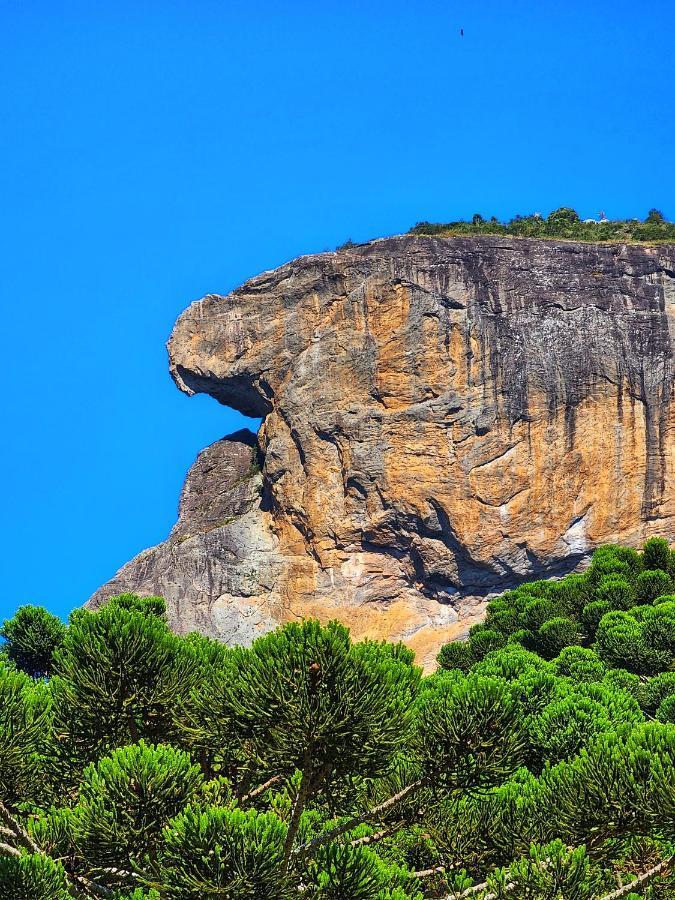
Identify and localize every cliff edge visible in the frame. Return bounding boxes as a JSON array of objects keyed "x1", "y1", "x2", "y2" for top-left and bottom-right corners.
[{"x1": 88, "y1": 235, "x2": 675, "y2": 667}]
